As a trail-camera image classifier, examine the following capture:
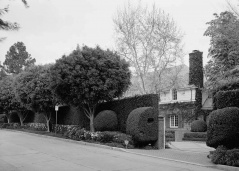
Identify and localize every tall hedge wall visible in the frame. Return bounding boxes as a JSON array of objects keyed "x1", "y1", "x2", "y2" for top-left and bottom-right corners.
[
  {"x1": 212, "y1": 81, "x2": 239, "y2": 110},
  {"x1": 20, "y1": 94, "x2": 158, "y2": 132},
  {"x1": 96, "y1": 94, "x2": 159, "y2": 132},
  {"x1": 214, "y1": 90, "x2": 239, "y2": 109}
]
